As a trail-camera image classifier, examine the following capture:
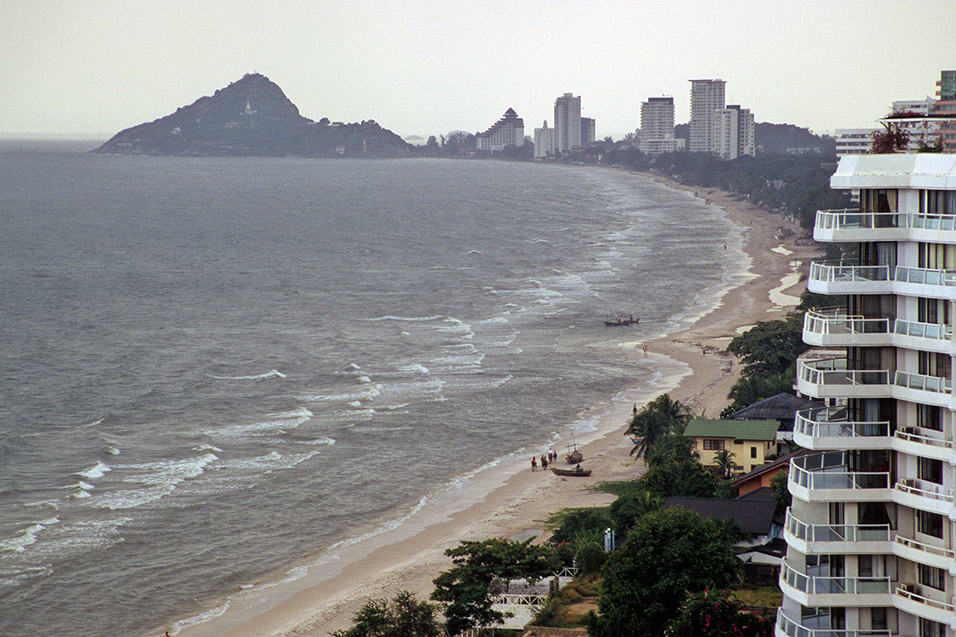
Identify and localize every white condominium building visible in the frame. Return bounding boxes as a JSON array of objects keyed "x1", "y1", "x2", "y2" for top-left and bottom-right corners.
[
  {"x1": 836, "y1": 128, "x2": 880, "y2": 157},
  {"x1": 554, "y1": 93, "x2": 582, "y2": 152},
  {"x1": 717, "y1": 104, "x2": 755, "y2": 160},
  {"x1": 475, "y1": 108, "x2": 524, "y2": 152},
  {"x1": 640, "y1": 97, "x2": 682, "y2": 156},
  {"x1": 782, "y1": 154, "x2": 956, "y2": 637},
  {"x1": 533, "y1": 120, "x2": 554, "y2": 158},
  {"x1": 689, "y1": 79, "x2": 726, "y2": 154}
]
